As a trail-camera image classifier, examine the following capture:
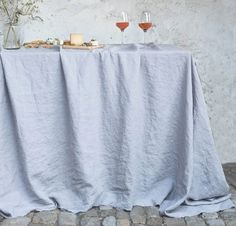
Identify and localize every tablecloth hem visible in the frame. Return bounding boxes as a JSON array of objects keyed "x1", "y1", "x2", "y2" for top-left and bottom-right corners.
[{"x1": 0, "y1": 198, "x2": 234, "y2": 219}]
